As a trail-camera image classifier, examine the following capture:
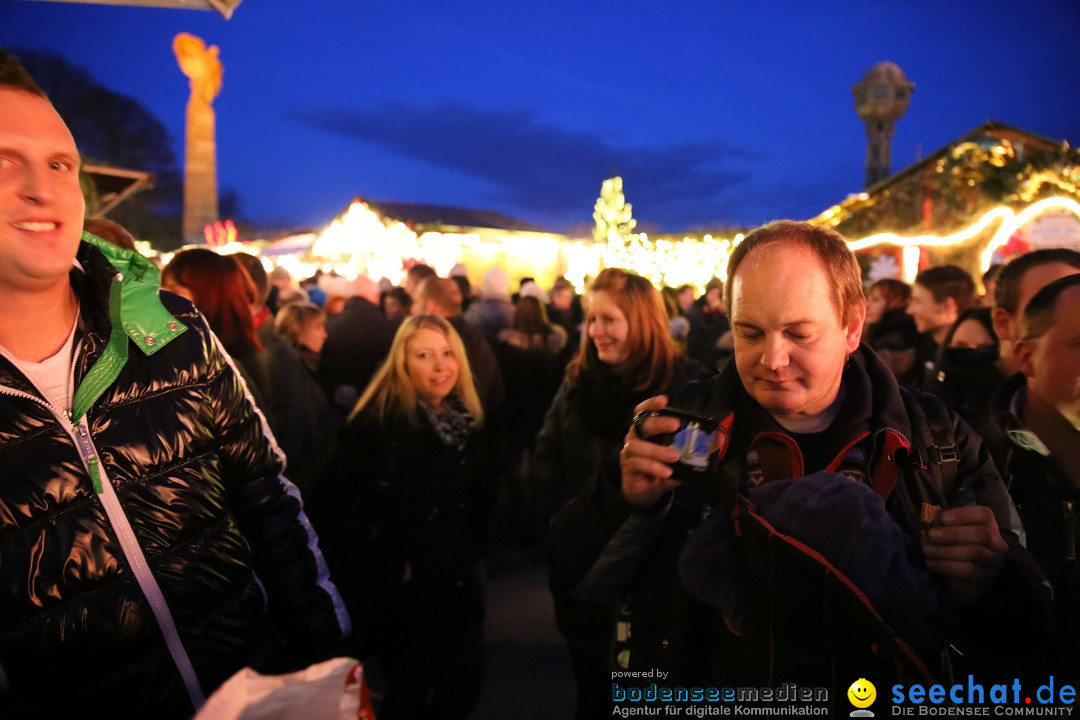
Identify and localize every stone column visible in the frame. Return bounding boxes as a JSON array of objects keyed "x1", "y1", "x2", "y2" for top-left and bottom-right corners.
[{"x1": 174, "y1": 33, "x2": 223, "y2": 244}]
